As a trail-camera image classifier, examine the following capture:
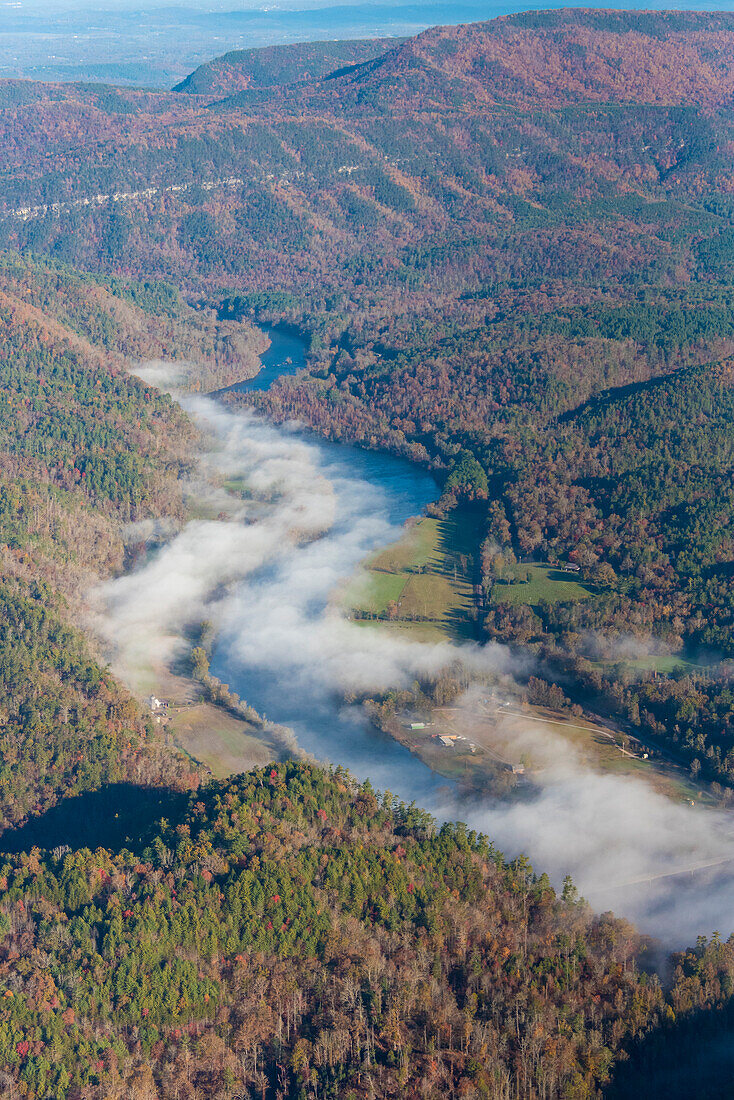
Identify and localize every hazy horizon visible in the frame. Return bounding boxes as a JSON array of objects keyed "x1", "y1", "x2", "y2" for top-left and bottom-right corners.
[{"x1": 2, "y1": 0, "x2": 734, "y2": 88}]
